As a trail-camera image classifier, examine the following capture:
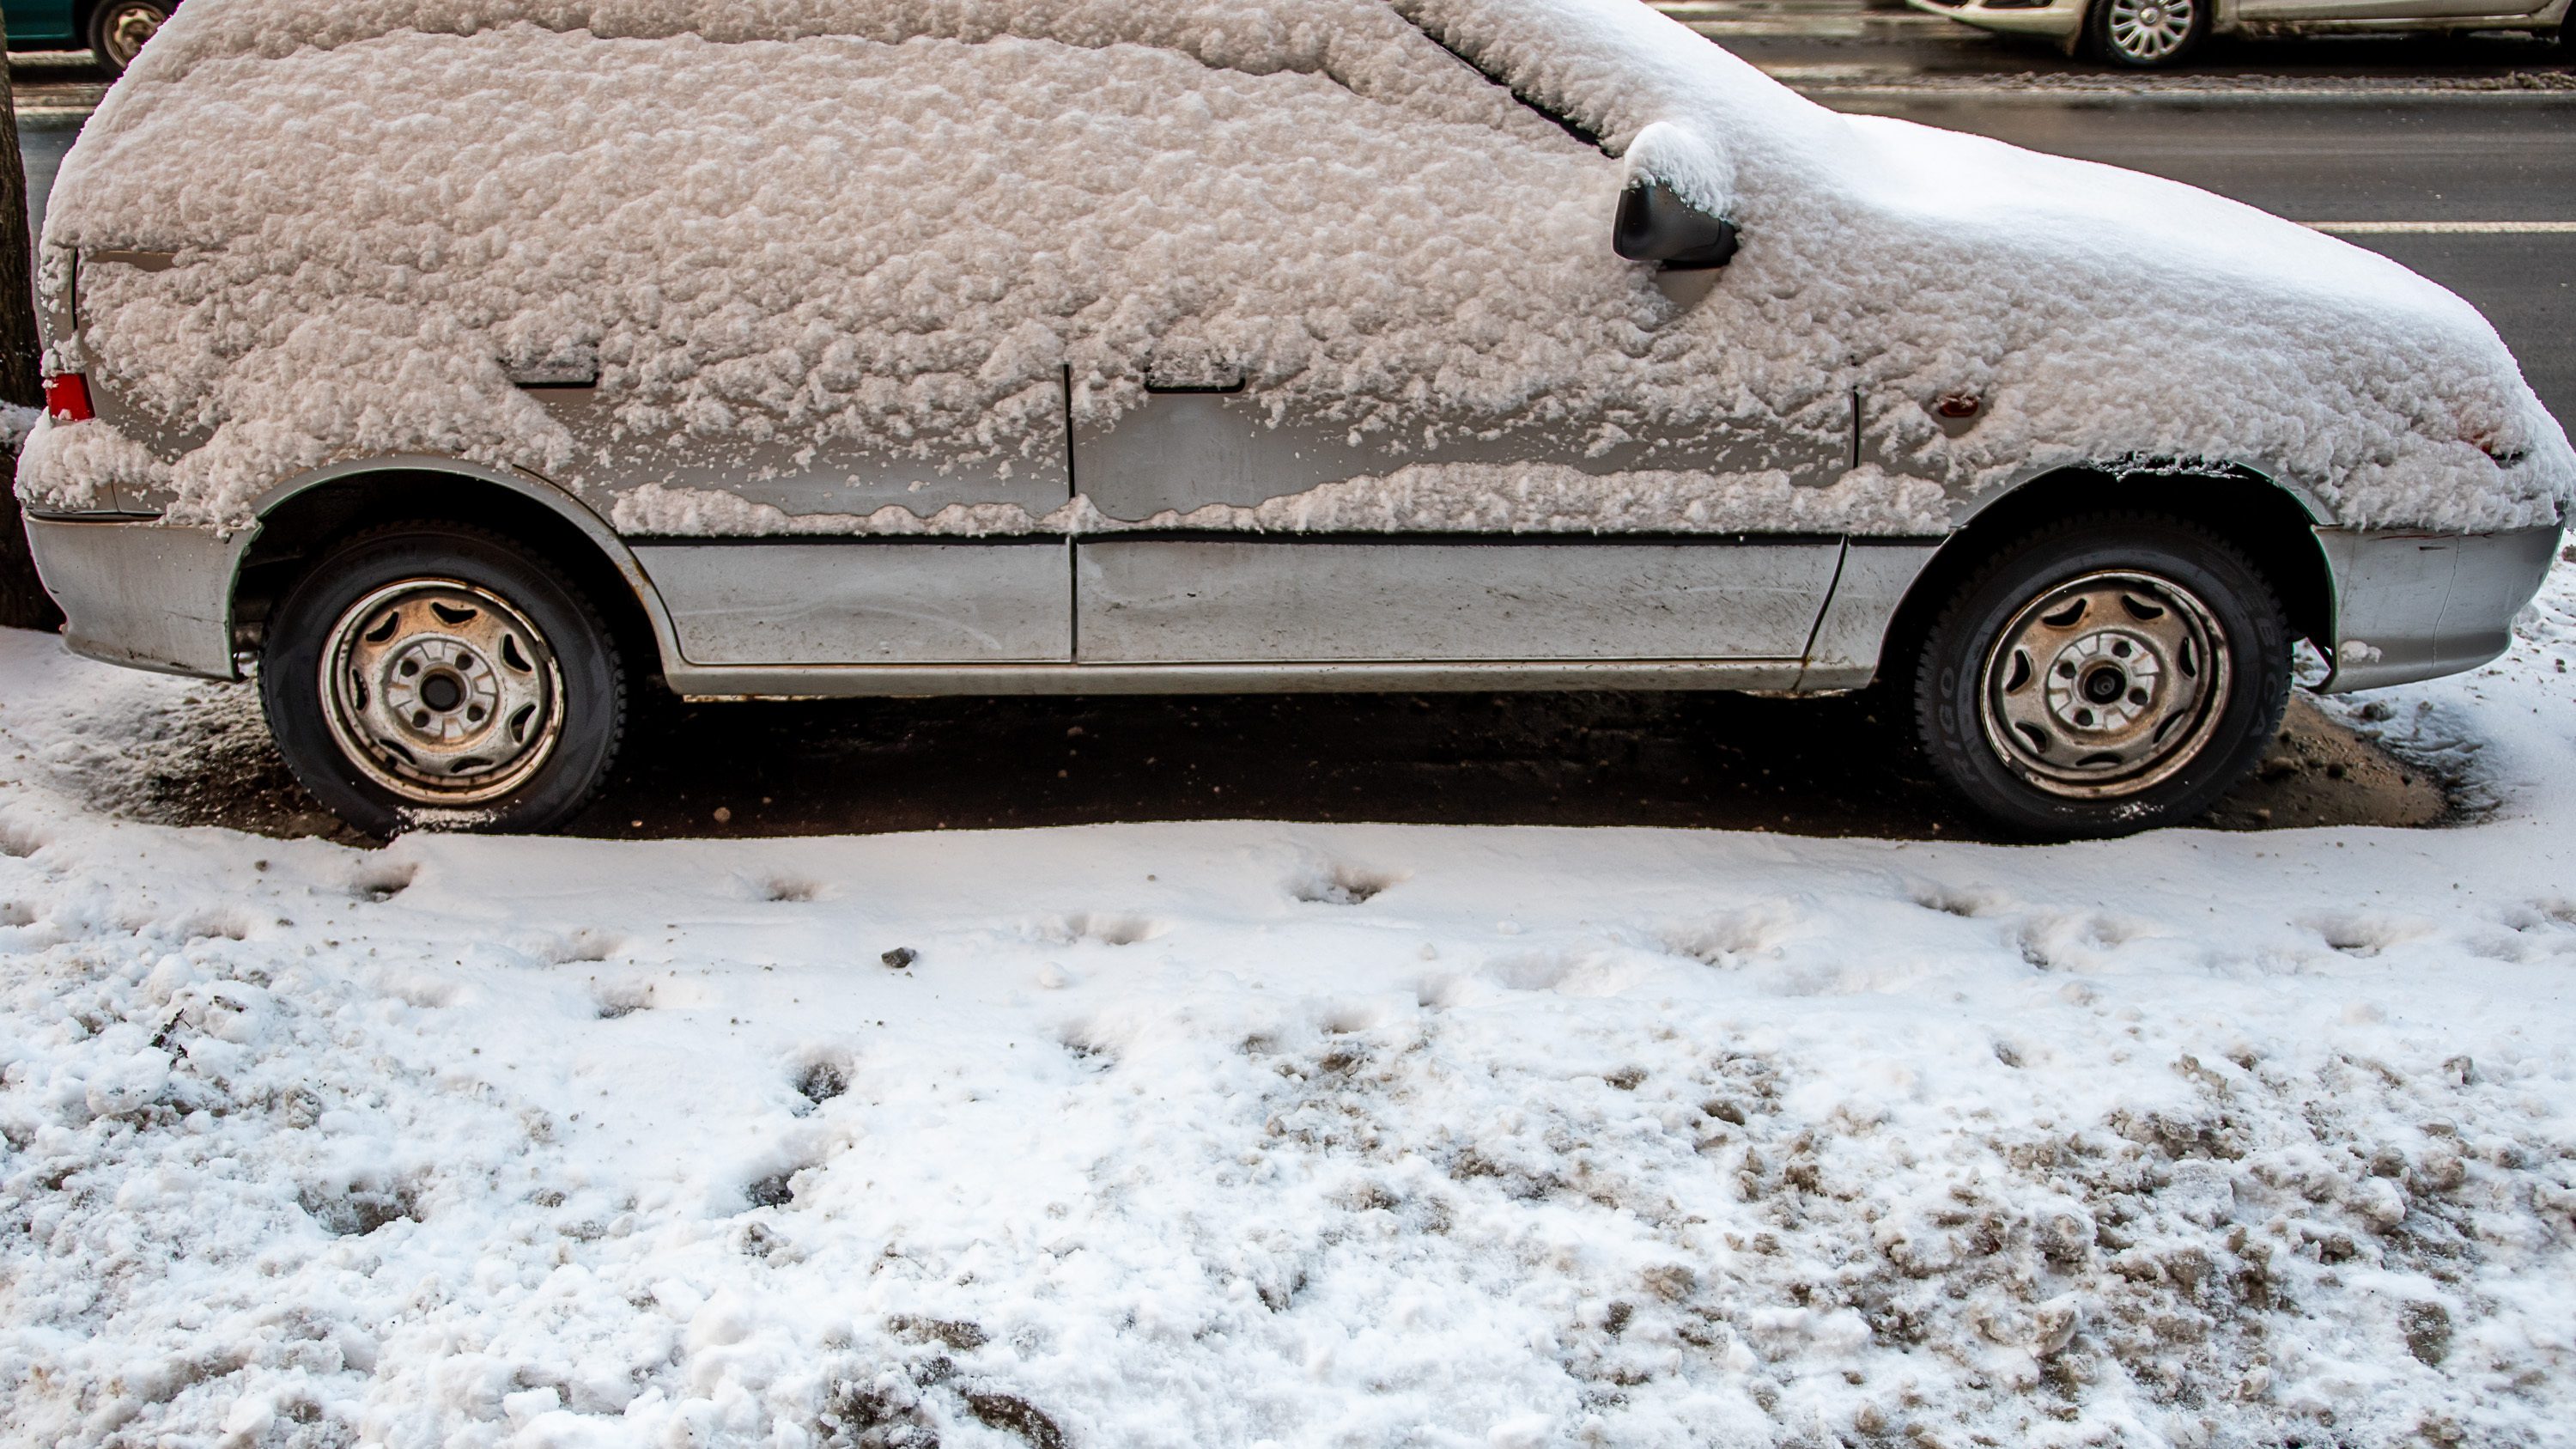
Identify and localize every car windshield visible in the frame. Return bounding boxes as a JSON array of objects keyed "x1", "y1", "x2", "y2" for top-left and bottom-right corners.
[{"x1": 1388, "y1": 0, "x2": 1836, "y2": 163}]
